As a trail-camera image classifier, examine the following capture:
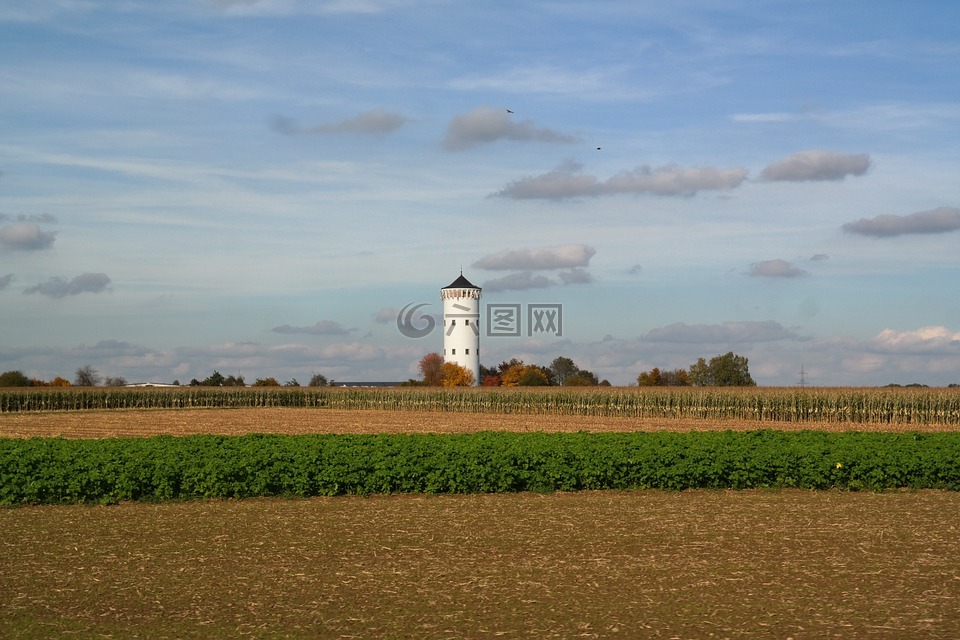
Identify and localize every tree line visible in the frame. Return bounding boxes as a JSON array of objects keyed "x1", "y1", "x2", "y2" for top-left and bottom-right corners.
[
  {"x1": 407, "y1": 354, "x2": 612, "y2": 387},
  {"x1": 406, "y1": 351, "x2": 758, "y2": 387},
  {"x1": 0, "y1": 367, "x2": 335, "y2": 388}
]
